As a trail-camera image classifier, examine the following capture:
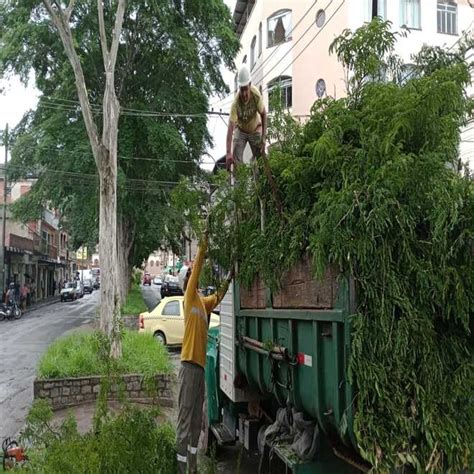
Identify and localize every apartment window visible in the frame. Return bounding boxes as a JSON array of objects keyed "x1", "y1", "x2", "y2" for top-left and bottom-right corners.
[
  {"x1": 268, "y1": 76, "x2": 292, "y2": 110},
  {"x1": 150, "y1": 260, "x2": 154, "y2": 267},
  {"x1": 250, "y1": 36, "x2": 257, "y2": 70},
  {"x1": 400, "y1": 0, "x2": 421, "y2": 29},
  {"x1": 242, "y1": 55, "x2": 247, "y2": 64},
  {"x1": 258, "y1": 22, "x2": 262, "y2": 56},
  {"x1": 267, "y1": 10, "x2": 292, "y2": 48},
  {"x1": 437, "y1": 1, "x2": 457, "y2": 35},
  {"x1": 365, "y1": 0, "x2": 387, "y2": 21}
]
